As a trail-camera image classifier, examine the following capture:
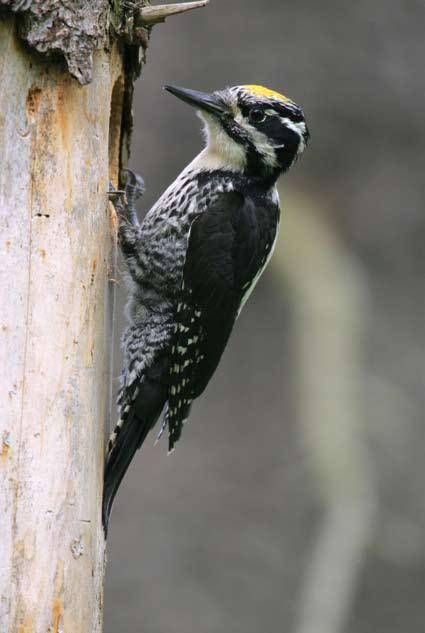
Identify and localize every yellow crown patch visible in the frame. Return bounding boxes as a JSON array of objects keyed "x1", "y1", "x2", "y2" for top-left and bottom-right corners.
[{"x1": 242, "y1": 85, "x2": 291, "y2": 102}]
